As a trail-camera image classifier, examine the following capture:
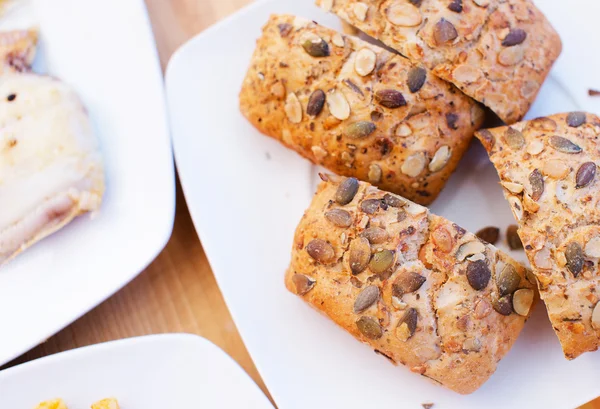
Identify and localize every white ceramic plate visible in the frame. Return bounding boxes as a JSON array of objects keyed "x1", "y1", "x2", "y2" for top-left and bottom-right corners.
[
  {"x1": 0, "y1": 334, "x2": 274, "y2": 409},
  {"x1": 0, "y1": 0, "x2": 174, "y2": 366},
  {"x1": 166, "y1": 1, "x2": 600, "y2": 408}
]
